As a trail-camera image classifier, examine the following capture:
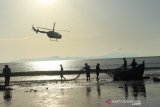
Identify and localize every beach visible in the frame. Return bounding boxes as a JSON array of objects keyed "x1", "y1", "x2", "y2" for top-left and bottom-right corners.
[
  {"x1": 0, "y1": 58, "x2": 160, "y2": 107},
  {"x1": 0, "y1": 73, "x2": 160, "y2": 107}
]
